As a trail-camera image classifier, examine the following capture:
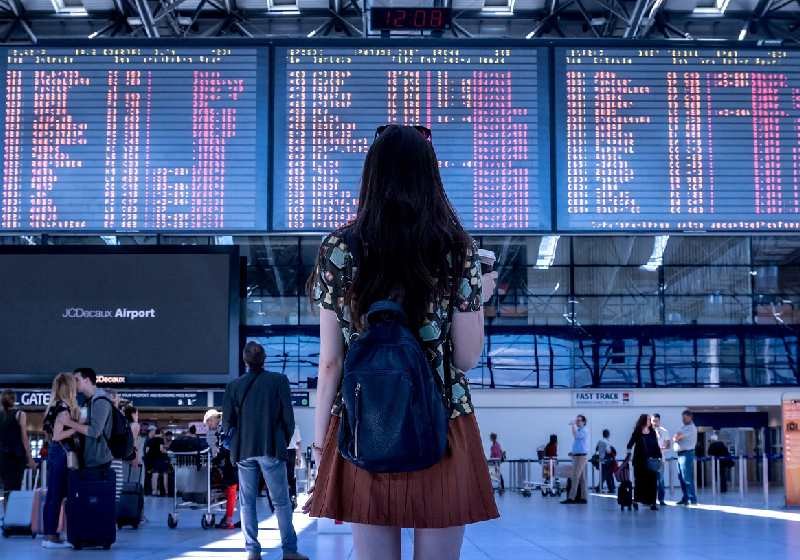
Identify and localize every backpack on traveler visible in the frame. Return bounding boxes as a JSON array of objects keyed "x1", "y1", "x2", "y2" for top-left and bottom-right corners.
[
  {"x1": 336, "y1": 233, "x2": 457, "y2": 473},
  {"x1": 90, "y1": 397, "x2": 136, "y2": 461}
]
